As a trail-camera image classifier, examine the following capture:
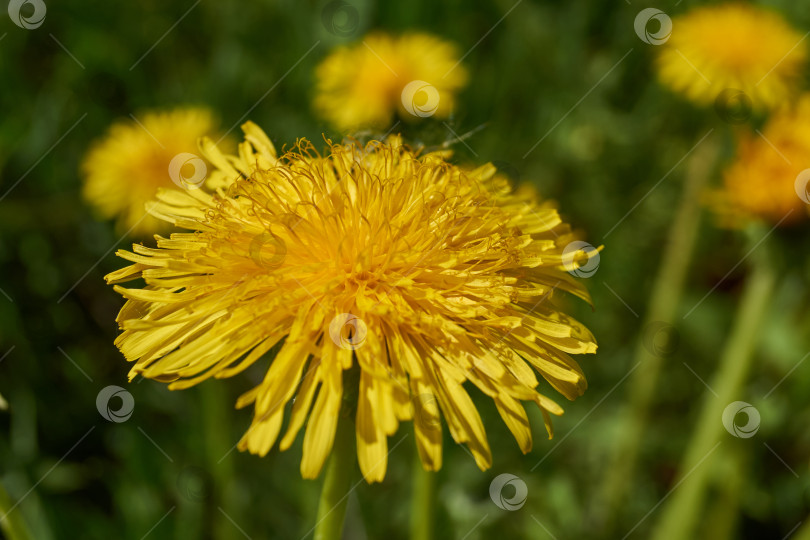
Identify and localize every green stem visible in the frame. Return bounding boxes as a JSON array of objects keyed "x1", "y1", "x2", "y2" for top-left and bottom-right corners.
[
  {"x1": 314, "y1": 417, "x2": 355, "y2": 540},
  {"x1": 650, "y1": 229, "x2": 776, "y2": 540},
  {"x1": 409, "y1": 450, "x2": 436, "y2": 540},
  {"x1": 597, "y1": 136, "x2": 719, "y2": 528},
  {"x1": 201, "y1": 382, "x2": 236, "y2": 540},
  {"x1": 701, "y1": 445, "x2": 747, "y2": 540},
  {"x1": 0, "y1": 480, "x2": 34, "y2": 540},
  {"x1": 792, "y1": 519, "x2": 810, "y2": 540}
]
